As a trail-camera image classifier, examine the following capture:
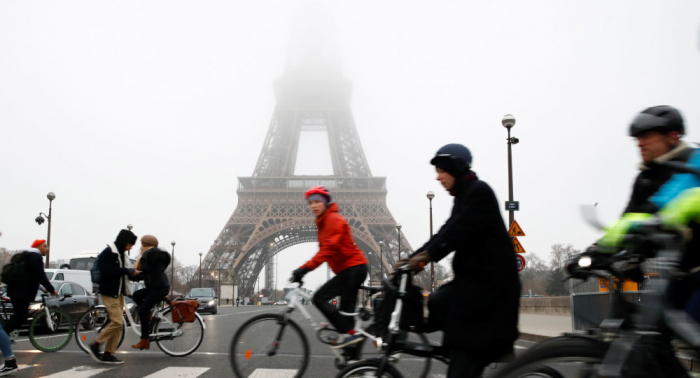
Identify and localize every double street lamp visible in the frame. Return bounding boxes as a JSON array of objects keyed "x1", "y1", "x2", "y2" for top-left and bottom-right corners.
[
  {"x1": 35, "y1": 192, "x2": 56, "y2": 268},
  {"x1": 427, "y1": 191, "x2": 435, "y2": 292},
  {"x1": 170, "y1": 241, "x2": 176, "y2": 296}
]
